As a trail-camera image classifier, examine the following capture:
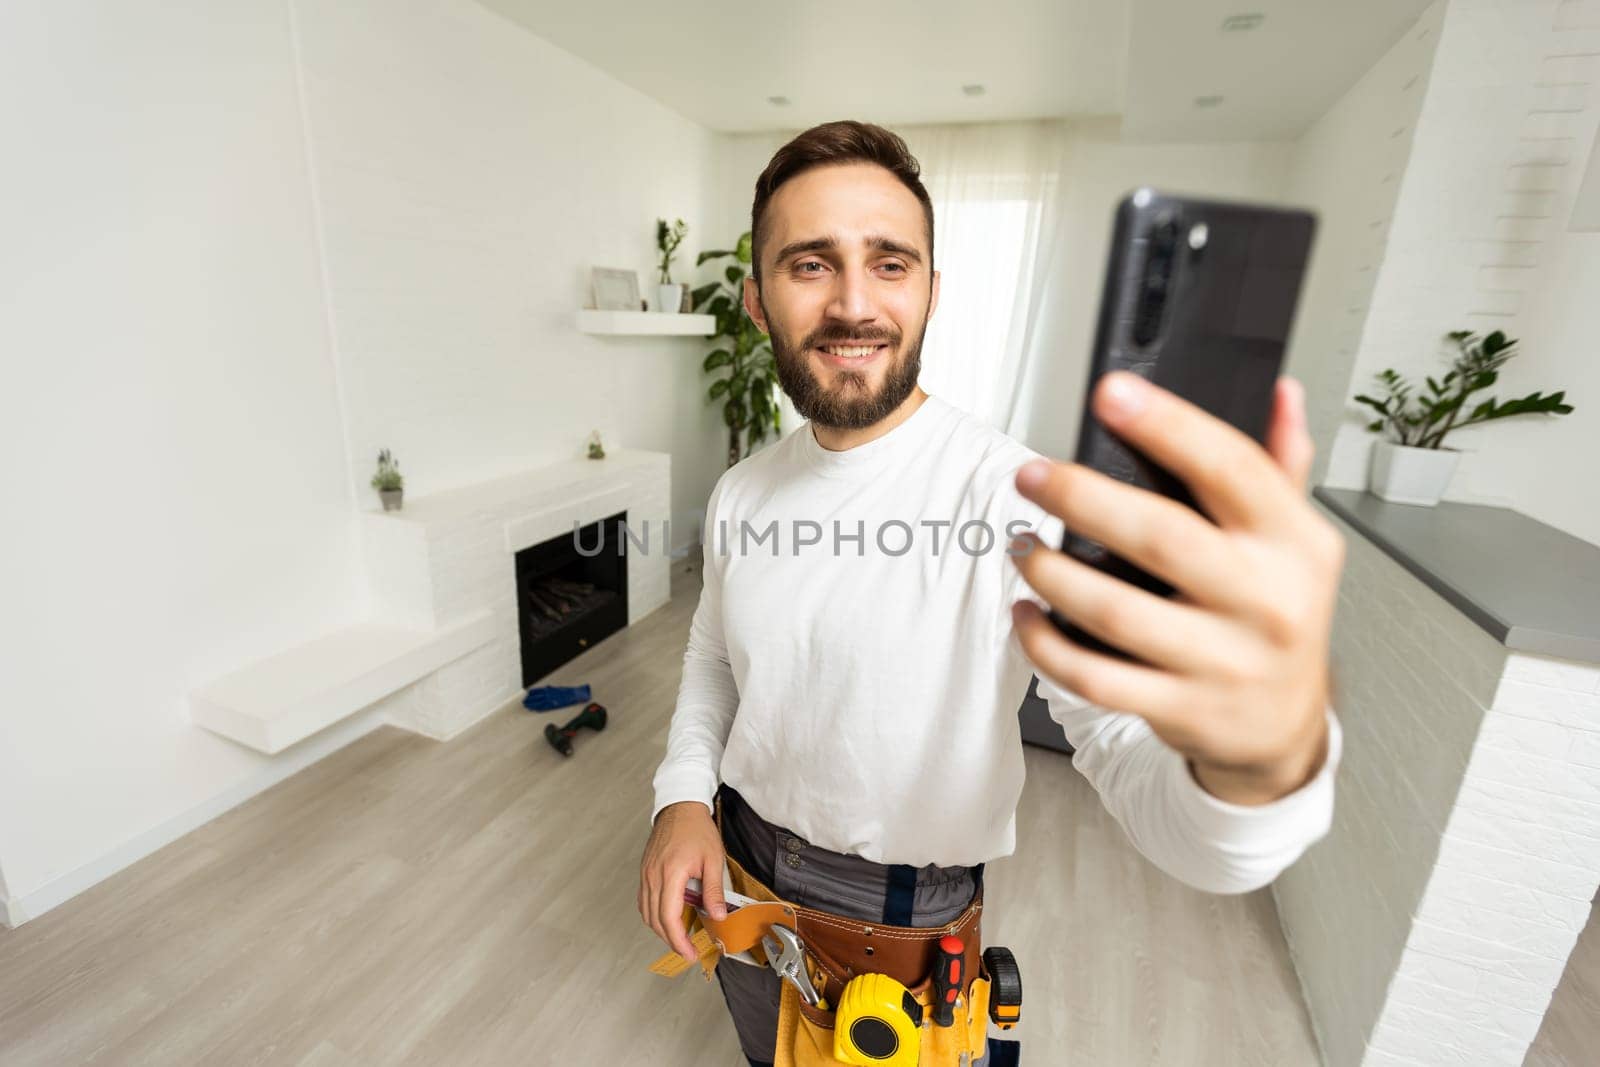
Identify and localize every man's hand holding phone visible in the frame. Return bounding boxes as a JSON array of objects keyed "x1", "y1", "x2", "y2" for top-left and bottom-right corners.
[{"x1": 1009, "y1": 371, "x2": 1345, "y2": 805}]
